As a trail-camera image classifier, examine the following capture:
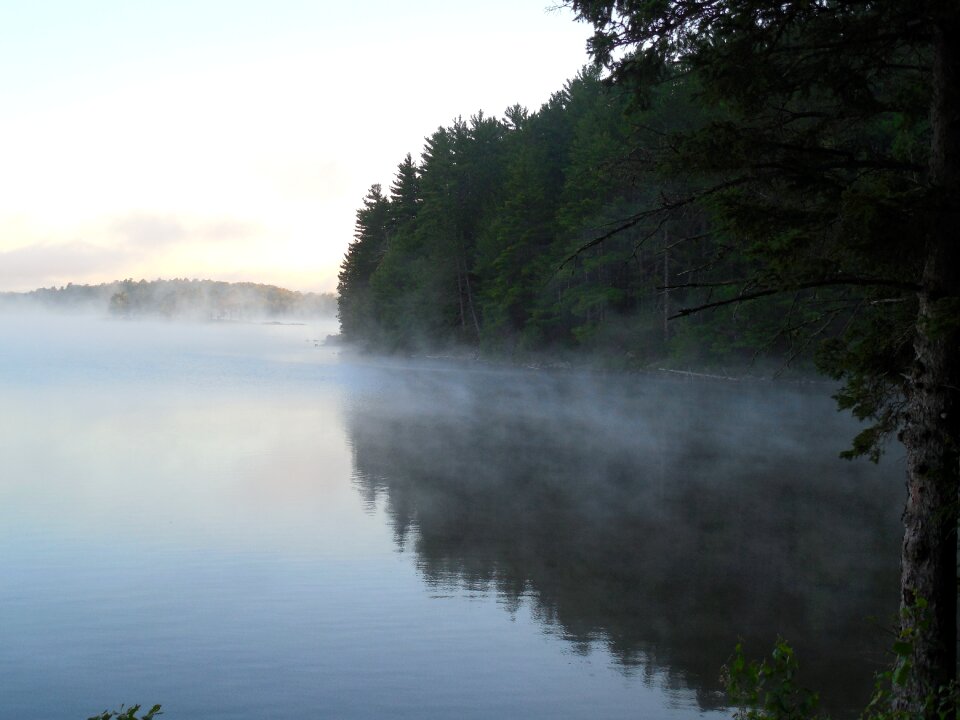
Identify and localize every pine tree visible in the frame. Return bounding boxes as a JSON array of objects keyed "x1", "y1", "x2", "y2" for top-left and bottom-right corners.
[{"x1": 337, "y1": 184, "x2": 391, "y2": 344}]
